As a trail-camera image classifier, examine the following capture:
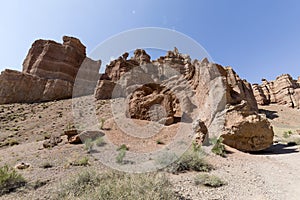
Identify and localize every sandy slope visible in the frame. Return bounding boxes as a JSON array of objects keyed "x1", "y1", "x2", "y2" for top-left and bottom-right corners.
[{"x1": 0, "y1": 98, "x2": 299, "y2": 200}]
